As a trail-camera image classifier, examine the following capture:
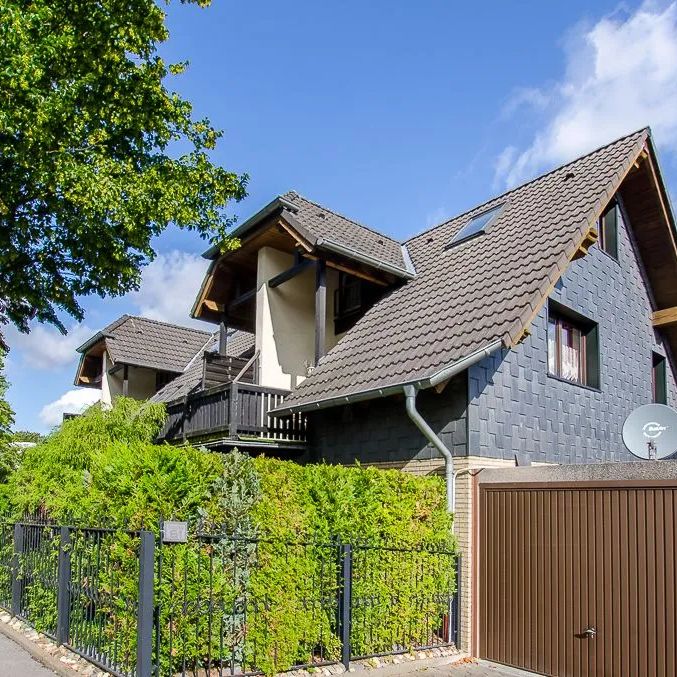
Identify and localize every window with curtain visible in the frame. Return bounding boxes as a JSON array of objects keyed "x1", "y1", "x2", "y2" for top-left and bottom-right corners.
[{"x1": 548, "y1": 306, "x2": 599, "y2": 388}]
